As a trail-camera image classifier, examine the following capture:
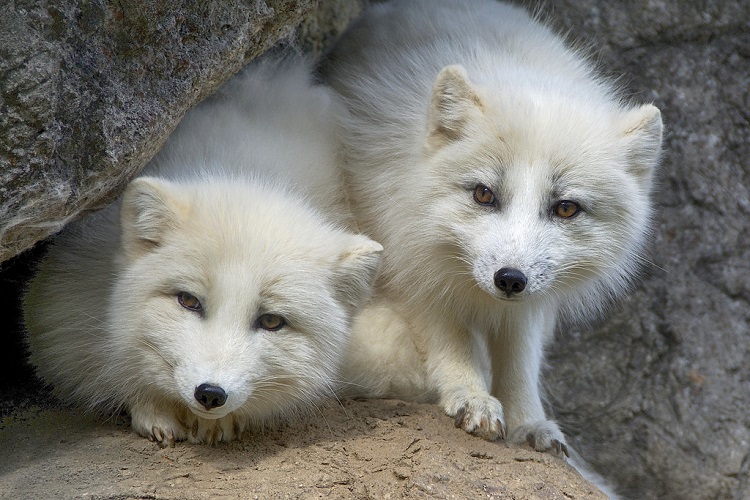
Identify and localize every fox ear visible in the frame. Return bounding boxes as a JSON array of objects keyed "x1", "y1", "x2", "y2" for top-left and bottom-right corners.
[
  {"x1": 334, "y1": 235, "x2": 383, "y2": 314},
  {"x1": 427, "y1": 65, "x2": 485, "y2": 149},
  {"x1": 120, "y1": 177, "x2": 186, "y2": 258},
  {"x1": 620, "y1": 104, "x2": 663, "y2": 190}
]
